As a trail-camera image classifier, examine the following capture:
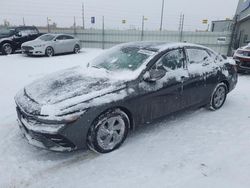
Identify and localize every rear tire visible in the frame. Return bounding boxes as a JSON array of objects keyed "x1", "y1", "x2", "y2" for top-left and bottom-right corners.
[
  {"x1": 73, "y1": 44, "x2": 80, "y2": 54},
  {"x1": 208, "y1": 83, "x2": 227, "y2": 111},
  {"x1": 87, "y1": 109, "x2": 130, "y2": 153},
  {"x1": 1, "y1": 43, "x2": 13, "y2": 55},
  {"x1": 45, "y1": 46, "x2": 54, "y2": 57}
]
